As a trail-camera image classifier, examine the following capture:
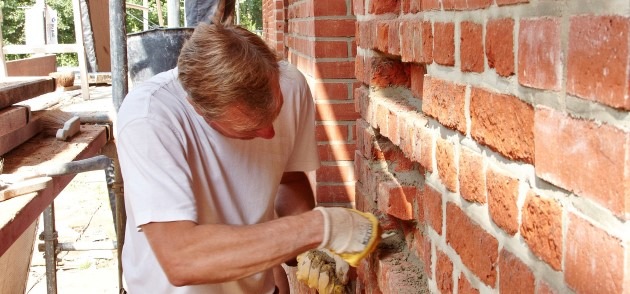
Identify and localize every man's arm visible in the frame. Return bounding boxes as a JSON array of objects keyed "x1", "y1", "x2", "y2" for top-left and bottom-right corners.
[
  {"x1": 141, "y1": 210, "x2": 324, "y2": 286},
  {"x1": 276, "y1": 171, "x2": 315, "y2": 217}
]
